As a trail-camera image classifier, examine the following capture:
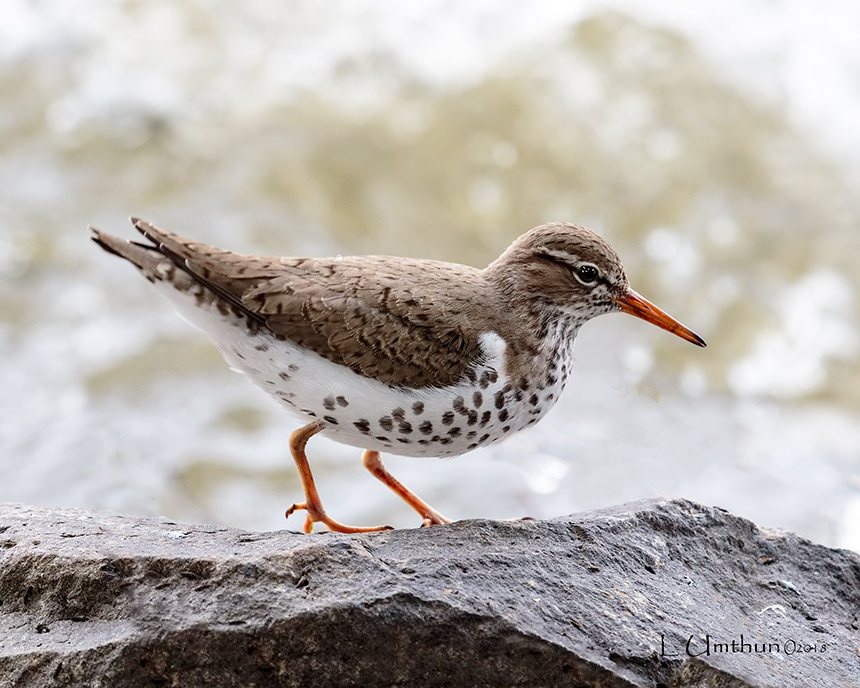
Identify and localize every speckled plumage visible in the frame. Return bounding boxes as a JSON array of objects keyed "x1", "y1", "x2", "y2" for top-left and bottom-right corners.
[{"x1": 92, "y1": 218, "x2": 704, "y2": 531}]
